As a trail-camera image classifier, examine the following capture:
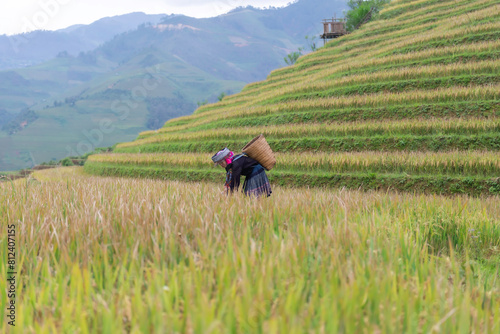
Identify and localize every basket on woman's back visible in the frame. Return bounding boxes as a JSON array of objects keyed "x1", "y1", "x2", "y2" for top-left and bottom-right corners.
[{"x1": 241, "y1": 134, "x2": 276, "y2": 171}]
